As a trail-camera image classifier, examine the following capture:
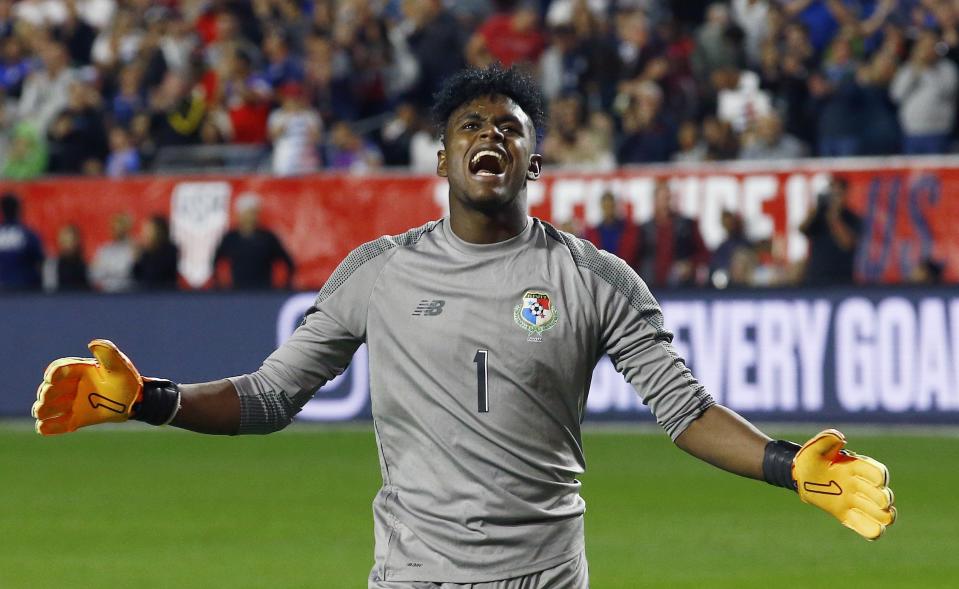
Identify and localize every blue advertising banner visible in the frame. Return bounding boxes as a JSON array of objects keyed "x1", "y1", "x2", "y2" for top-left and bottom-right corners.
[{"x1": 3, "y1": 288, "x2": 958, "y2": 424}]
